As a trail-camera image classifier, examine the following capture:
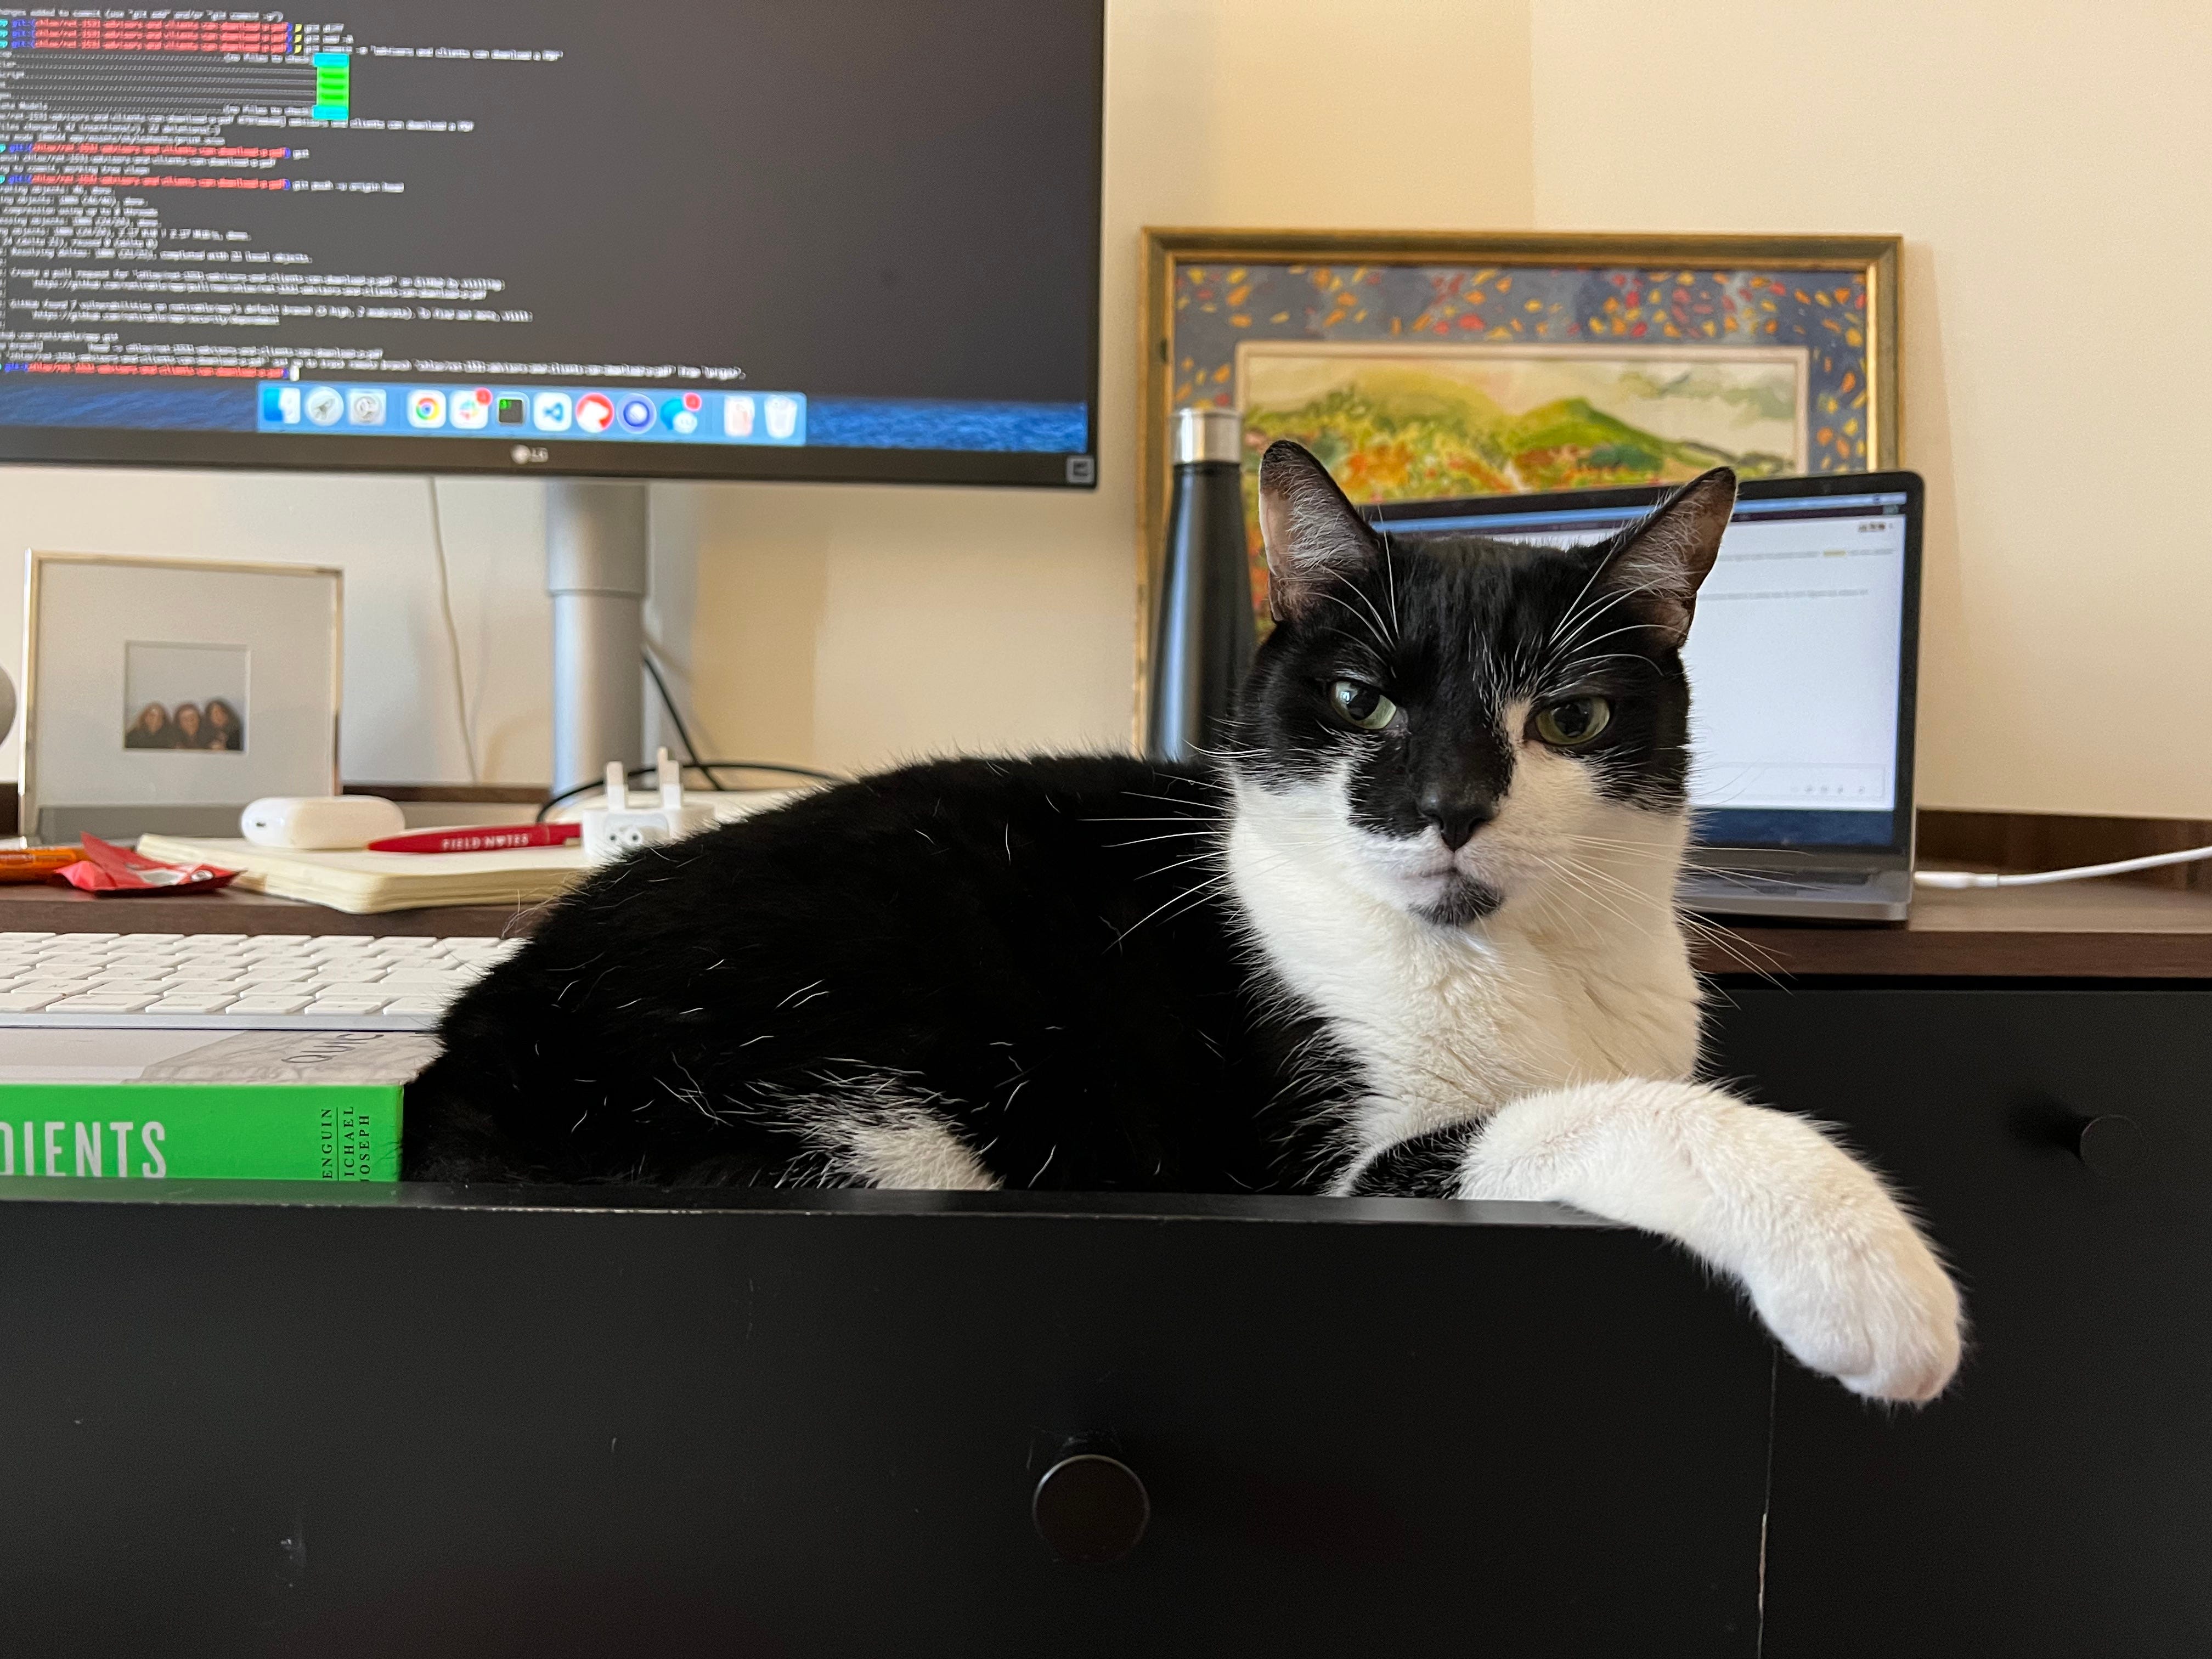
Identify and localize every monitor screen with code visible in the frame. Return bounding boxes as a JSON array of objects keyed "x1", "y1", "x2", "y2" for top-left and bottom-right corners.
[{"x1": 0, "y1": 0, "x2": 1103, "y2": 484}]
